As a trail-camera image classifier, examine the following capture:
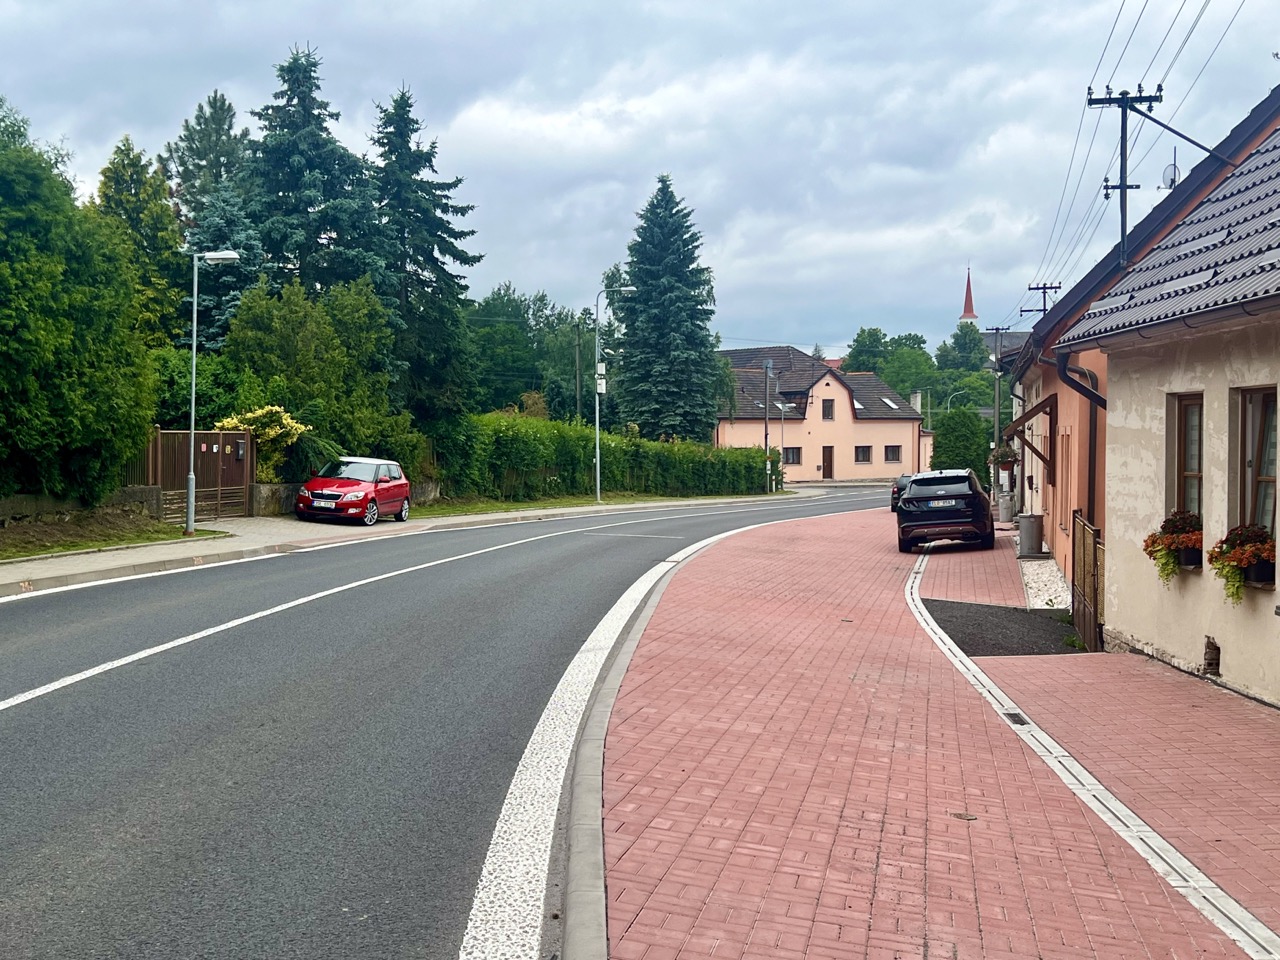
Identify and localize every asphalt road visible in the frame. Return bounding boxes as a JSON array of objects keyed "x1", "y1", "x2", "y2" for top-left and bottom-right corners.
[{"x1": 0, "y1": 491, "x2": 883, "y2": 960}]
